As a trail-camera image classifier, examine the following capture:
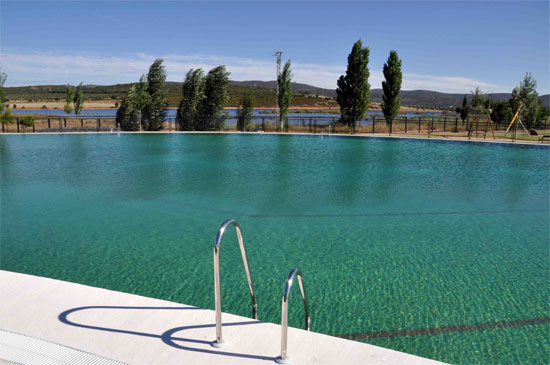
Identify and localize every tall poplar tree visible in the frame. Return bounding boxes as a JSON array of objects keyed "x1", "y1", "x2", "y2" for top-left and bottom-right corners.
[
  {"x1": 64, "y1": 85, "x2": 75, "y2": 114},
  {"x1": 142, "y1": 59, "x2": 168, "y2": 131},
  {"x1": 73, "y1": 82, "x2": 84, "y2": 116},
  {"x1": 237, "y1": 88, "x2": 254, "y2": 131},
  {"x1": 455, "y1": 94, "x2": 469, "y2": 123},
  {"x1": 277, "y1": 61, "x2": 292, "y2": 131},
  {"x1": 116, "y1": 86, "x2": 141, "y2": 131},
  {"x1": 381, "y1": 50, "x2": 402, "y2": 123},
  {"x1": 176, "y1": 69, "x2": 204, "y2": 131},
  {"x1": 196, "y1": 66, "x2": 230, "y2": 131},
  {"x1": 133, "y1": 75, "x2": 150, "y2": 130},
  {"x1": 0, "y1": 69, "x2": 12, "y2": 125},
  {"x1": 336, "y1": 39, "x2": 370, "y2": 133},
  {"x1": 0, "y1": 69, "x2": 7, "y2": 113}
]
